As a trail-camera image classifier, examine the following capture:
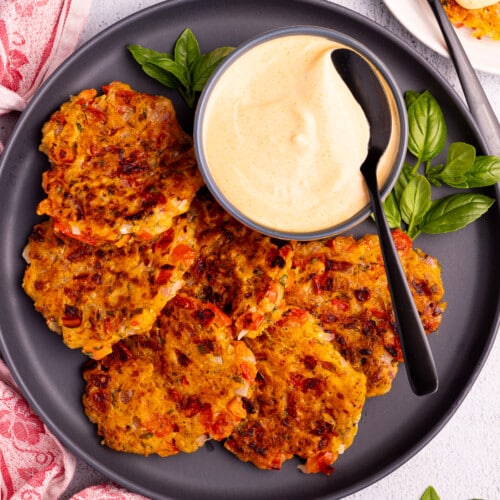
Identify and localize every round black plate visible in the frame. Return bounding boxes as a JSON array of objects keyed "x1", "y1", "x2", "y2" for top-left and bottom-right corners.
[{"x1": 0, "y1": 1, "x2": 499, "y2": 499}]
